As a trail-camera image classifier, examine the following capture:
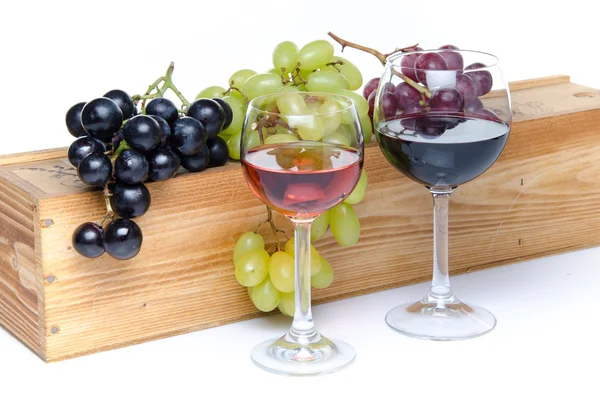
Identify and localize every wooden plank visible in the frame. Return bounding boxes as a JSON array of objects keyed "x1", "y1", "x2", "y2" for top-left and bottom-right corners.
[
  {"x1": 0, "y1": 169, "x2": 45, "y2": 360},
  {"x1": 508, "y1": 75, "x2": 571, "y2": 92},
  {"x1": 0, "y1": 147, "x2": 68, "y2": 167}
]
